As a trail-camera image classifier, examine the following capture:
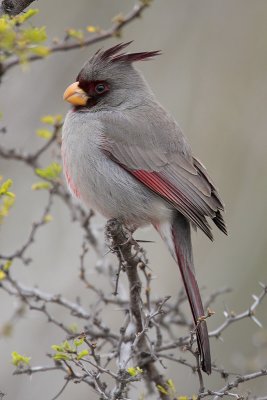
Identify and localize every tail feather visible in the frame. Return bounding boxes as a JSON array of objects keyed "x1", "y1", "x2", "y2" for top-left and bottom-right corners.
[{"x1": 155, "y1": 214, "x2": 211, "y2": 374}]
